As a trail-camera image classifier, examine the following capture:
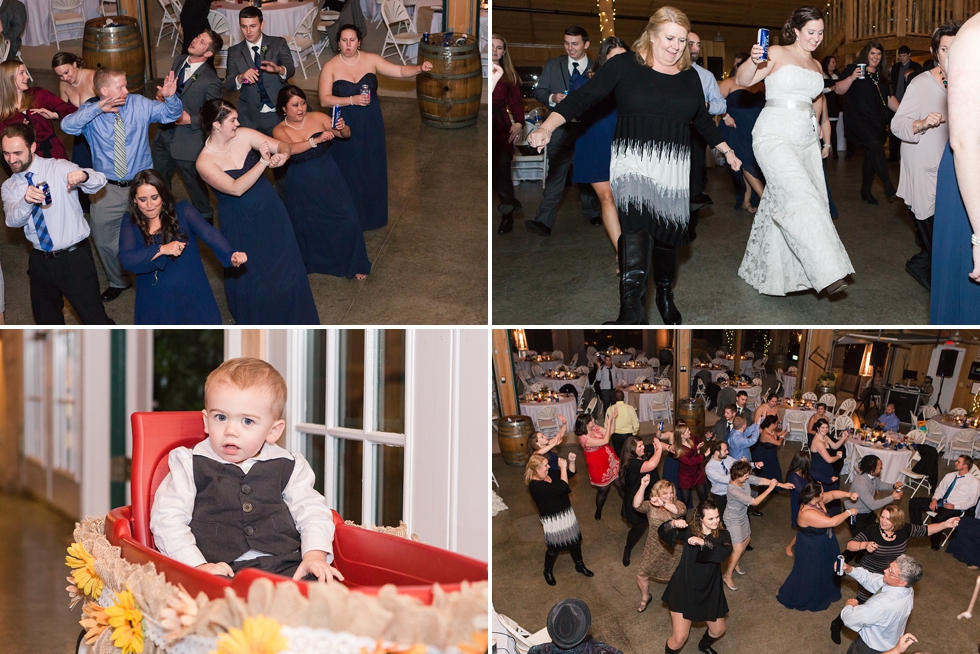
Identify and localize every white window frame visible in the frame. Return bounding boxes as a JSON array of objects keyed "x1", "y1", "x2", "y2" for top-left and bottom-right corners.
[{"x1": 51, "y1": 330, "x2": 81, "y2": 477}]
